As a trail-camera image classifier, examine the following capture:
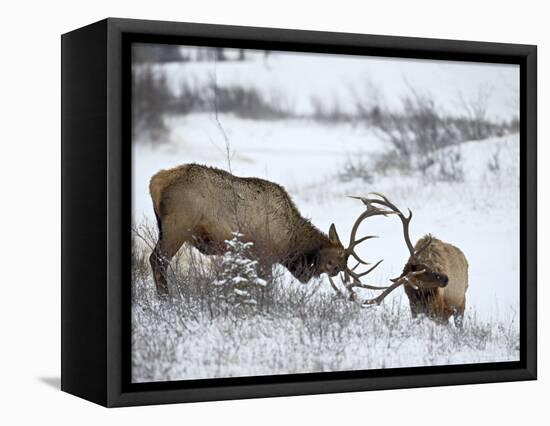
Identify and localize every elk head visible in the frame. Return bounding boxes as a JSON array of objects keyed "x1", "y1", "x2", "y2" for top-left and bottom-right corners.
[
  {"x1": 318, "y1": 224, "x2": 347, "y2": 277},
  {"x1": 400, "y1": 262, "x2": 449, "y2": 289}
]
